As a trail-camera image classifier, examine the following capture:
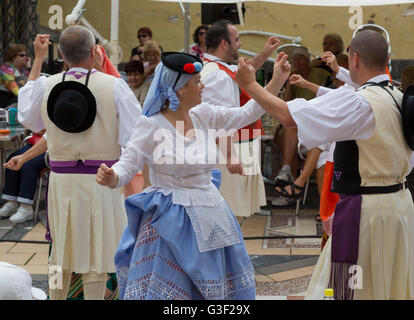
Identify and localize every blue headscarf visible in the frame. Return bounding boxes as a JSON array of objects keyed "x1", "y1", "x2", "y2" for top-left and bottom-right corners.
[
  {"x1": 142, "y1": 52, "x2": 203, "y2": 117},
  {"x1": 142, "y1": 63, "x2": 190, "y2": 117}
]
